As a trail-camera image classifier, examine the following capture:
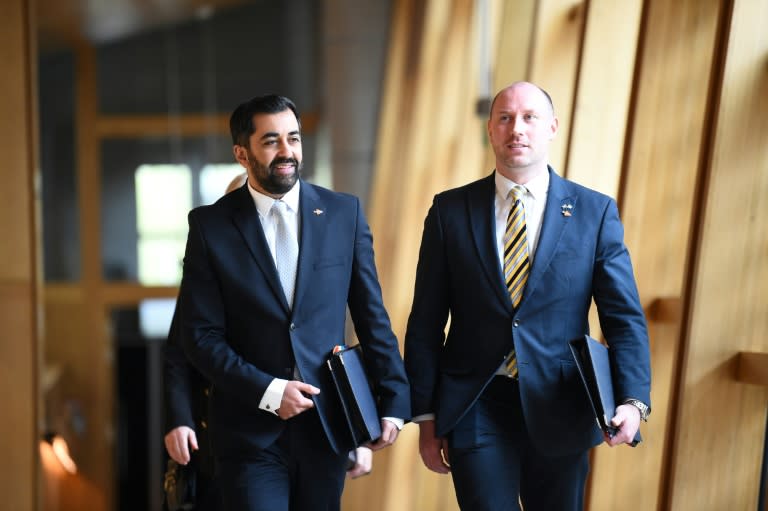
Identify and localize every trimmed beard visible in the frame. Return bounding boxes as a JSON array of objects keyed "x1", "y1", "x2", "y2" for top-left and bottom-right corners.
[{"x1": 247, "y1": 154, "x2": 301, "y2": 195}]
